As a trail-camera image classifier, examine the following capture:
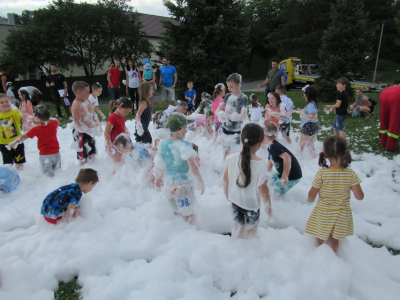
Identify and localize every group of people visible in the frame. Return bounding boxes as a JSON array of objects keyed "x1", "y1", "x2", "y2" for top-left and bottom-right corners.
[{"x1": 0, "y1": 64, "x2": 367, "y2": 254}]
